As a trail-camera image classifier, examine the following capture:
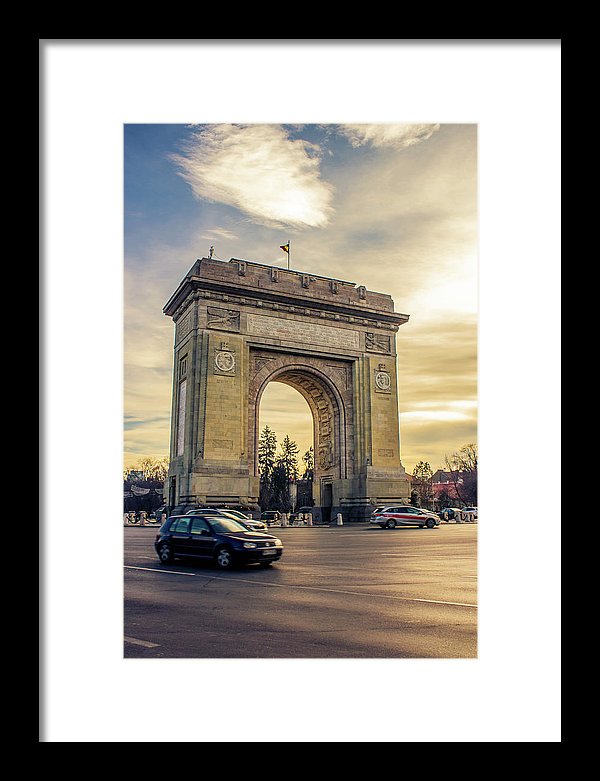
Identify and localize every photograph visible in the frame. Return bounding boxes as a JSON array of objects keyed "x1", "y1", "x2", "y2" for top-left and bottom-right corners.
[
  {"x1": 42, "y1": 40, "x2": 560, "y2": 743},
  {"x1": 123, "y1": 122, "x2": 478, "y2": 659}
]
